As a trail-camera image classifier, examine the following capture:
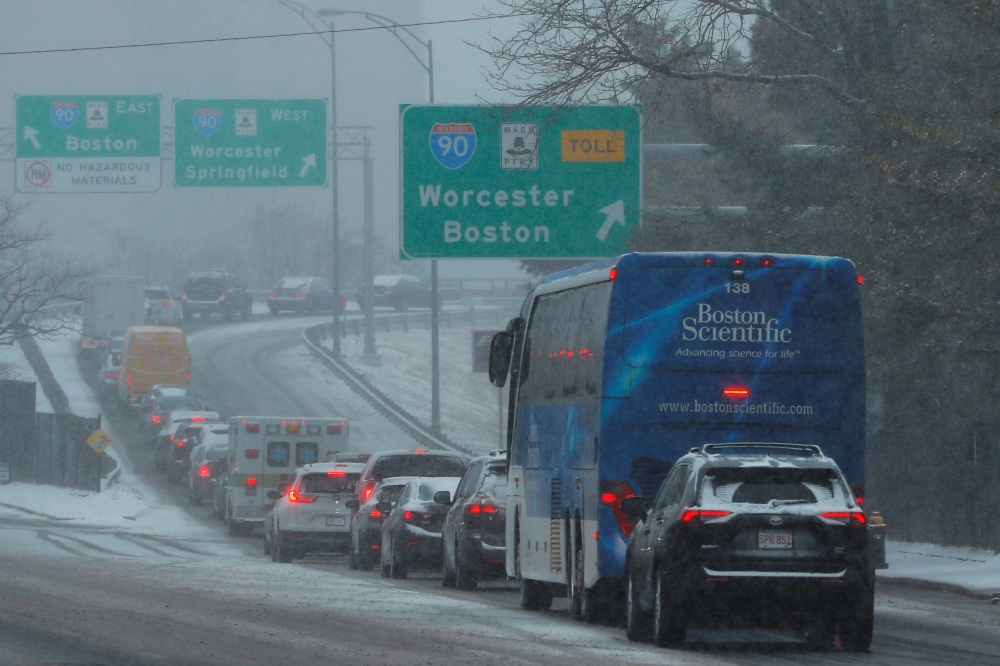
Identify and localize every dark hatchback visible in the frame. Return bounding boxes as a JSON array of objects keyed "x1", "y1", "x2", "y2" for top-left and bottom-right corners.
[
  {"x1": 378, "y1": 477, "x2": 461, "y2": 579},
  {"x1": 347, "y1": 476, "x2": 414, "y2": 570},
  {"x1": 623, "y1": 443, "x2": 873, "y2": 651},
  {"x1": 441, "y1": 454, "x2": 508, "y2": 590},
  {"x1": 354, "y1": 449, "x2": 469, "y2": 506},
  {"x1": 267, "y1": 276, "x2": 336, "y2": 314},
  {"x1": 182, "y1": 271, "x2": 253, "y2": 321}
]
